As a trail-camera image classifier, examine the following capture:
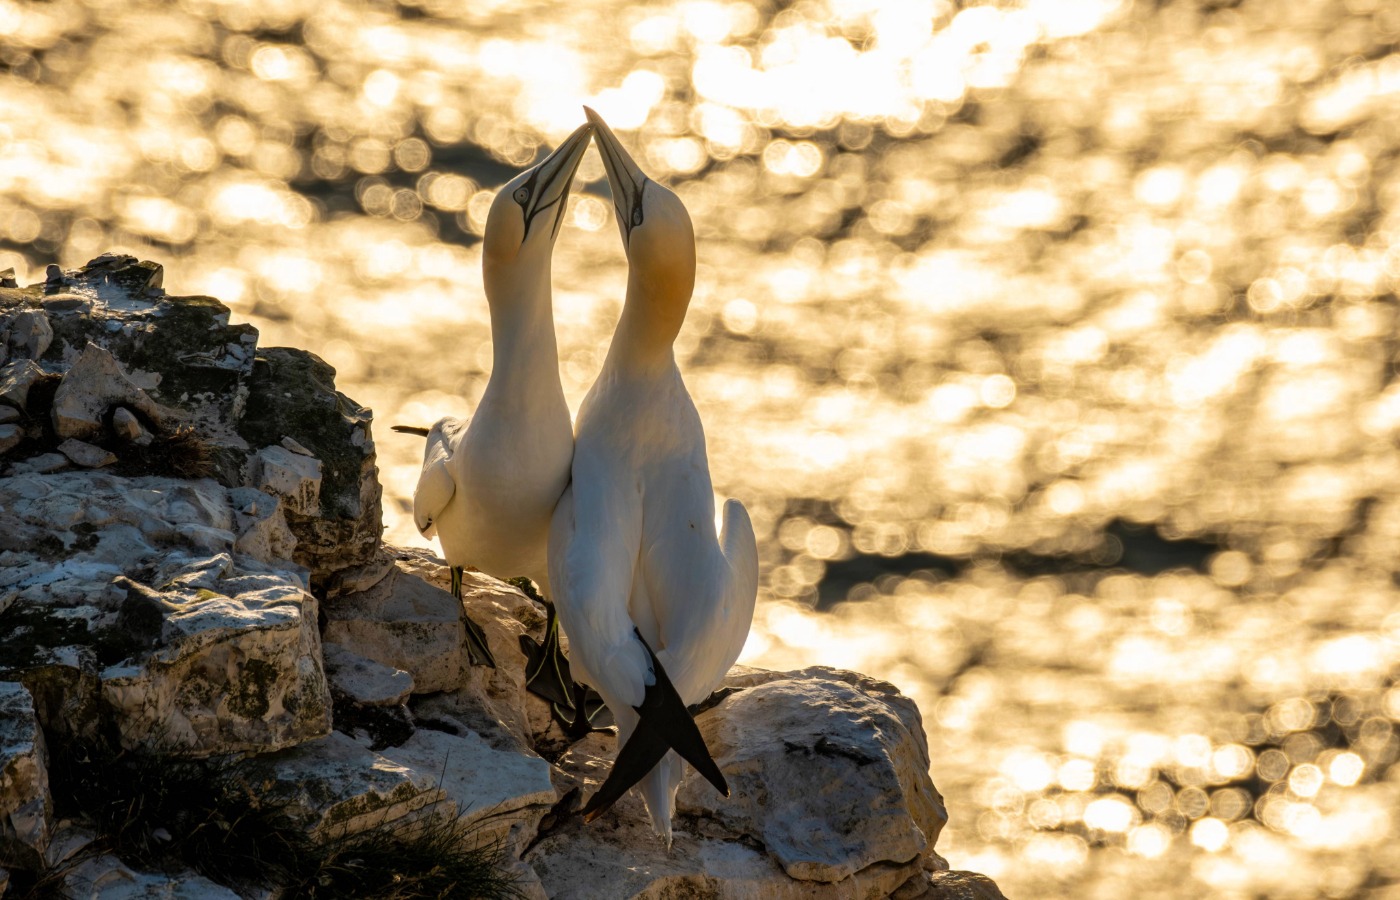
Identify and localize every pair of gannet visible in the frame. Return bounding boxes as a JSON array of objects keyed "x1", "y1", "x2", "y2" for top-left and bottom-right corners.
[{"x1": 401, "y1": 110, "x2": 757, "y2": 845}]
